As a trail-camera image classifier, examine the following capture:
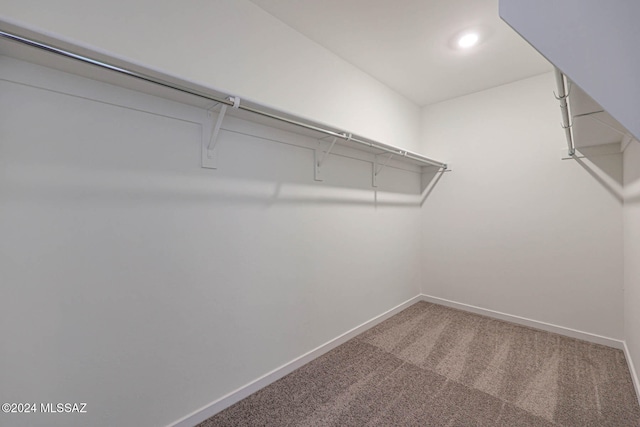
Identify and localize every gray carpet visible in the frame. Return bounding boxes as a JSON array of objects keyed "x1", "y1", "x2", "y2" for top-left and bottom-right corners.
[{"x1": 199, "y1": 301, "x2": 640, "y2": 426}]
